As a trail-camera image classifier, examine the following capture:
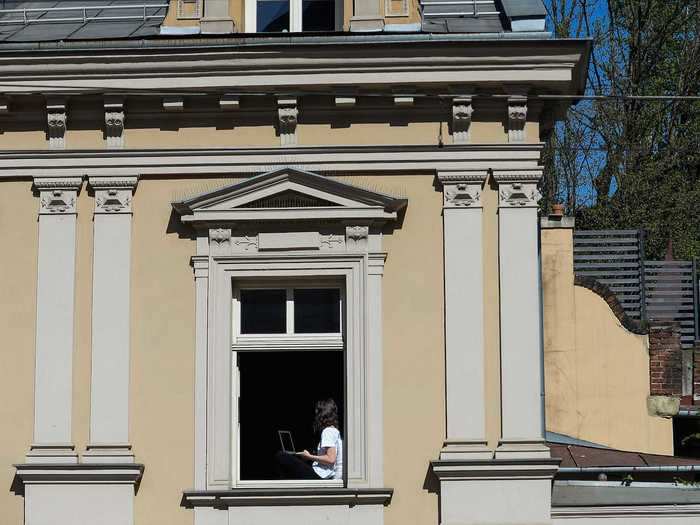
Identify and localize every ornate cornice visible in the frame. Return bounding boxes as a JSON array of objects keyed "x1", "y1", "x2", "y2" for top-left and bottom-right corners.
[{"x1": 437, "y1": 170, "x2": 489, "y2": 183}]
